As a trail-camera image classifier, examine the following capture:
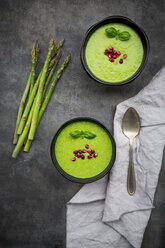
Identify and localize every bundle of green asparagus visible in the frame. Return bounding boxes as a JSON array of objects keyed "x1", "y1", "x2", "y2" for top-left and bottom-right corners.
[{"x1": 12, "y1": 36, "x2": 71, "y2": 158}]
